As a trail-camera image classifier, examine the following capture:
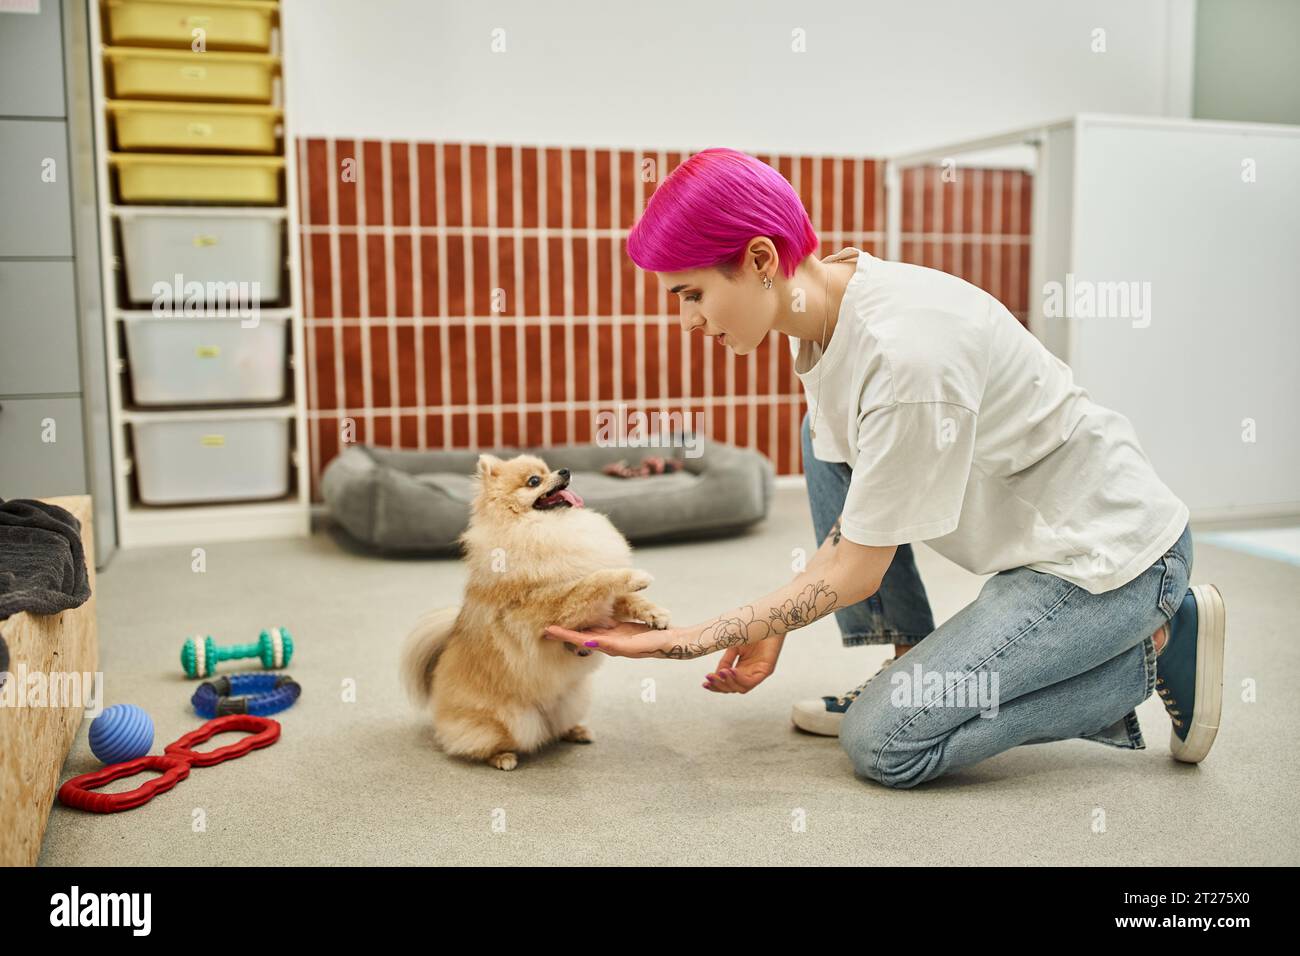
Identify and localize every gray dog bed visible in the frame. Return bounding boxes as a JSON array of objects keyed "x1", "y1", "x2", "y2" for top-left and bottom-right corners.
[{"x1": 321, "y1": 441, "x2": 775, "y2": 554}]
